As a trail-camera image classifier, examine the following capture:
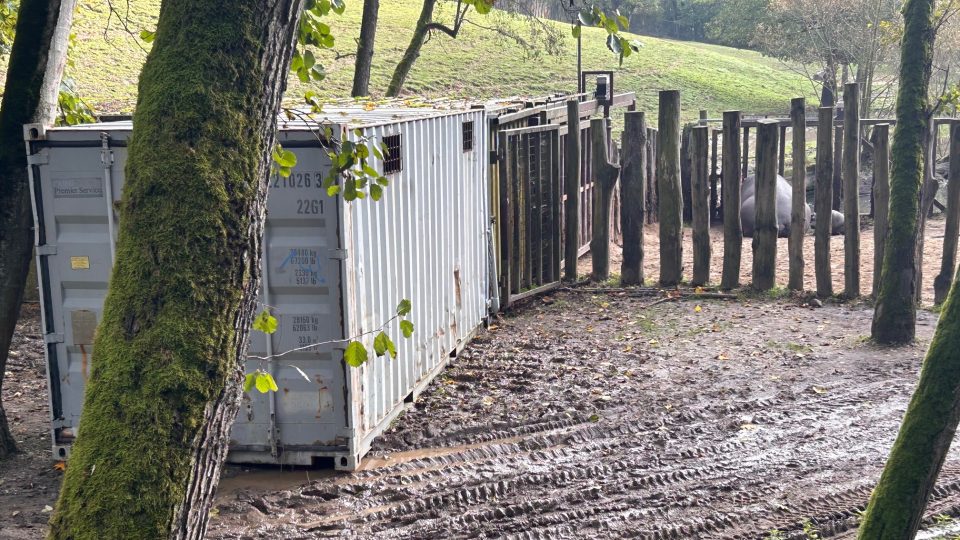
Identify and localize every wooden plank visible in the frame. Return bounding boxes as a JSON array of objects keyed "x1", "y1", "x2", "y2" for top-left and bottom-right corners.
[
  {"x1": 590, "y1": 118, "x2": 620, "y2": 282},
  {"x1": 620, "y1": 111, "x2": 647, "y2": 286},
  {"x1": 551, "y1": 130, "x2": 562, "y2": 283},
  {"x1": 658, "y1": 90, "x2": 684, "y2": 286},
  {"x1": 563, "y1": 100, "x2": 581, "y2": 281},
  {"x1": 742, "y1": 126, "x2": 751, "y2": 180},
  {"x1": 873, "y1": 124, "x2": 891, "y2": 298},
  {"x1": 497, "y1": 131, "x2": 511, "y2": 306}
]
